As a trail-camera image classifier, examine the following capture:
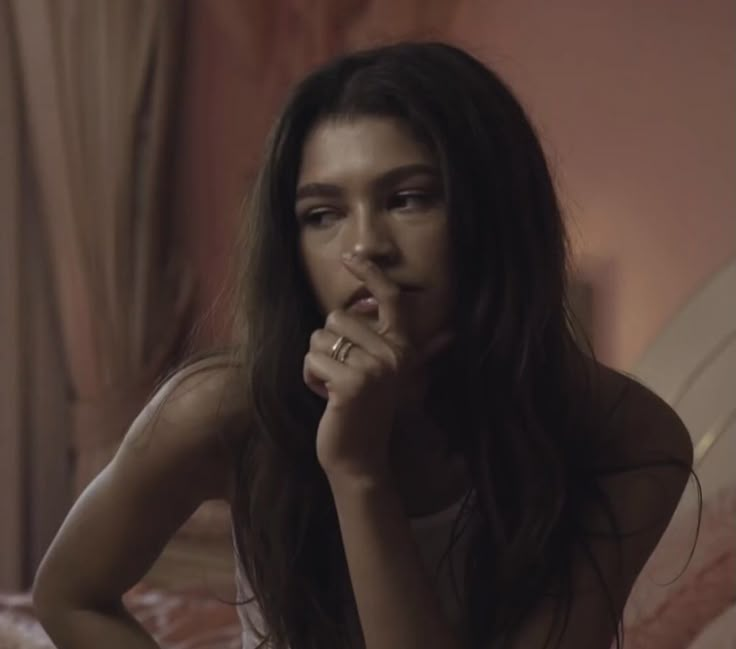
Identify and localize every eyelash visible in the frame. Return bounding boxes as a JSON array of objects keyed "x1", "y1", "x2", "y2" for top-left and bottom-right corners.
[
  {"x1": 300, "y1": 210, "x2": 338, "y2": 227},
  {"x1": 388, "y1": 190, "x2": 436, "y2": 211},
  {"x1": 299, "y1": 190, "x2": 439, "y2": 227}
]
